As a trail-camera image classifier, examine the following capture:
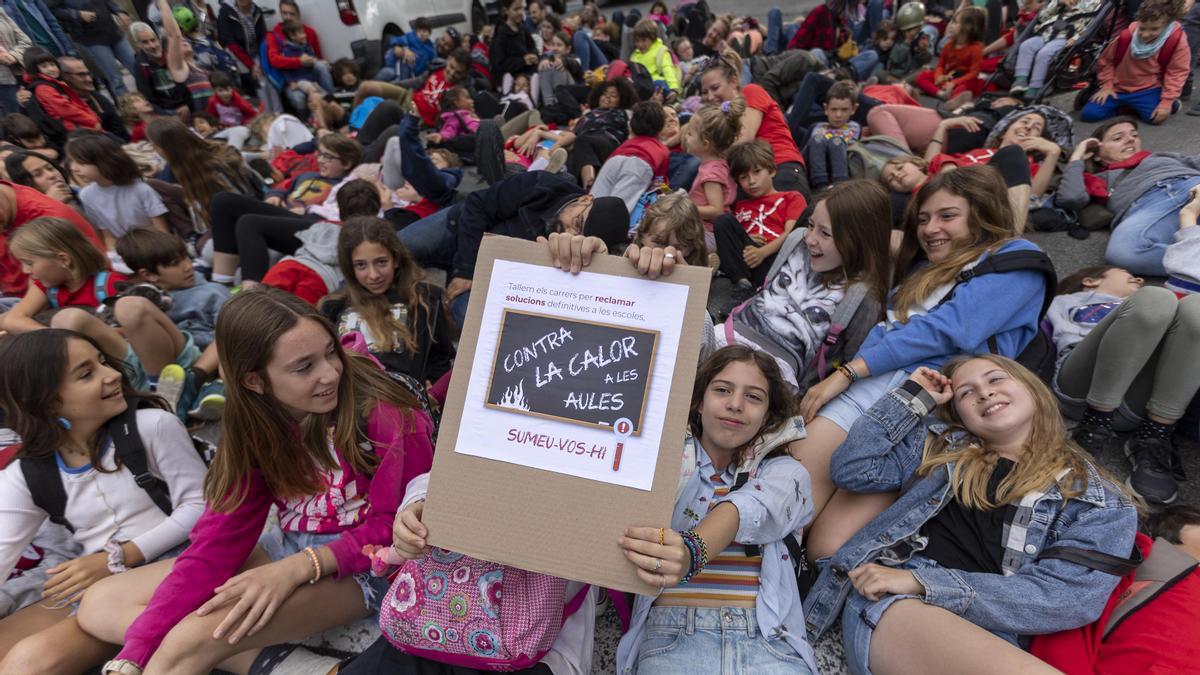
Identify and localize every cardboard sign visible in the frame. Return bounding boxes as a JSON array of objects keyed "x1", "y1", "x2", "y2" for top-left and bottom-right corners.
[{"x1": 423, "y1": 237, "x2": 711, "y2": 594}]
